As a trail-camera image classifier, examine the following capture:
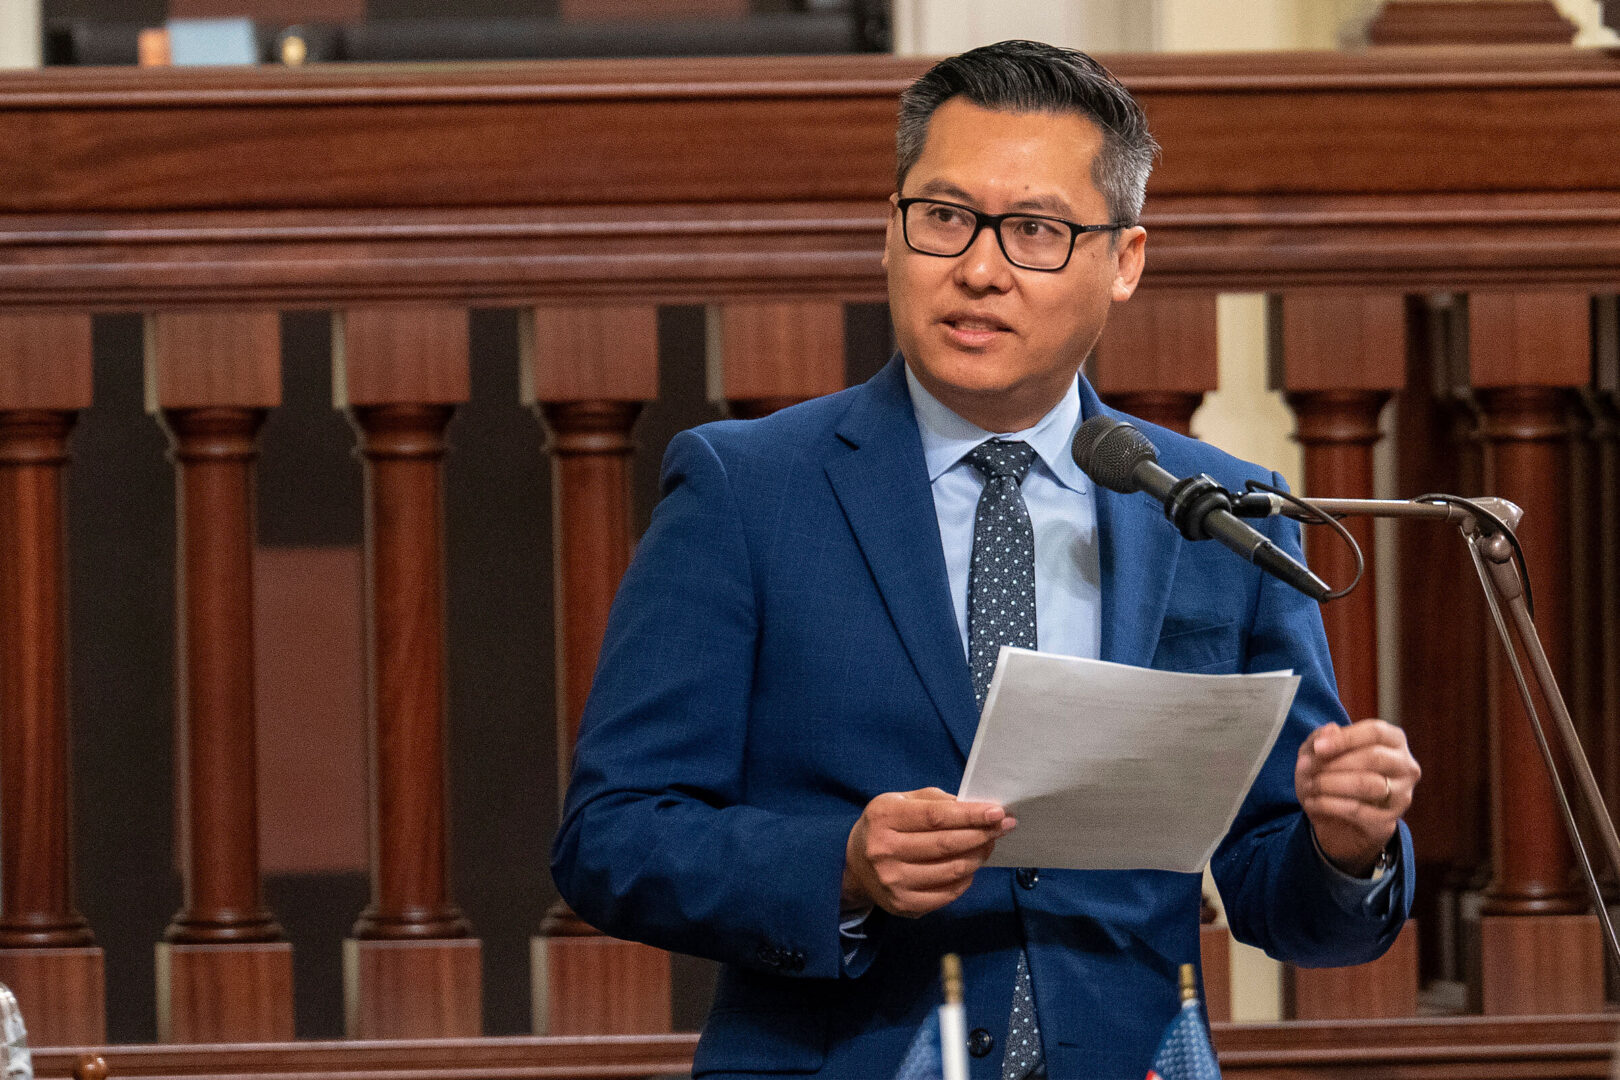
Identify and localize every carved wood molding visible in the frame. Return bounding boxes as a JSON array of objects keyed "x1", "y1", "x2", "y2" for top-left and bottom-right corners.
[
  {"x1": 4, "y1": 50, "x2": 1620, "y2": 305},
  {"x1": 1368, "y1": 1, "x2": 1579, "y2": 46},
  {"x1": 28, "y1": 1015, "x2": 1620, "y2": 1078}
]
